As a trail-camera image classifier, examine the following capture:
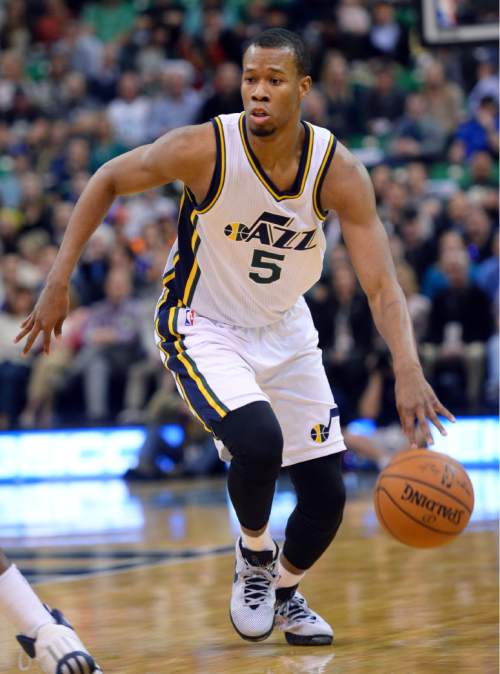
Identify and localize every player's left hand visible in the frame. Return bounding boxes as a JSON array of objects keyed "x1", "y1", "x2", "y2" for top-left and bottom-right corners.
[
  {"x1": 14, "y1": 280, "x2": 69, "y2": 356},
  {"x1": 394, "y1": 365, "x2": 455, "y2": 448}
]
